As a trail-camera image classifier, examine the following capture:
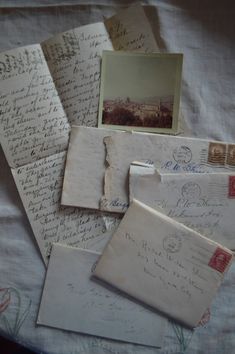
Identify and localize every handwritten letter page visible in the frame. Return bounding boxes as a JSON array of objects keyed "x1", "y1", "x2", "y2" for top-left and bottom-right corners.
[
  {"x1": 101, "y1": 132, "x2": 234, "y2": 213},
  {"x1": 38, "y1": 244, "x2": 167, "y2": 347},
  {"x1": 105, "y1": 3, "x2": 159, "y2": 52},
  {"x1": 41, "y1": 4, "x2": 159, "y2": 127},
  {"x1": 94, "y1": 199, "x2": 233, "y2": 328},
  {"x1": 129, "y1": 163, "x2": 235, "y2": 249},
  {"x1": 0, "y1": 45, "x2": 70, "y2": 168},
  {"x1": 12, "y1": 152, "x2": 111, "y2": 264},
  {"x1": 41, "y1": 23, "x2": 113, "y2": 127}
]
